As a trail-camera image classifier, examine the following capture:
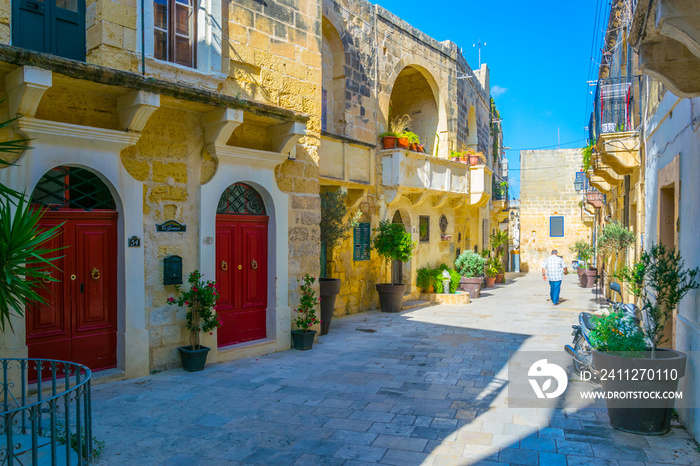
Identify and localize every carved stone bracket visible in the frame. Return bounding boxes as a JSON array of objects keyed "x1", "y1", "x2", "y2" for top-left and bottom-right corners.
[
  {"x1": 271, "y1": 121, "x2": 306, "y2": 158},
  {"x1": 384, "y1": 188, "x2": 403, "y2": 206},
  {"x1": 6, "y1": 66, "x2": 52, "y2": 118},
  {"x1": 409, "y1": 192, "x2": 430, "y2": 207},
  {"x1": 203, "y1": 108, "x2": 244, "y2": 146},
  {"x1": 117, "y1": 90, "x2": 160, "y2": 132},
  {"x1": 450, "y1": 197, "x2": 467, "y2": 210},
  {"x1": 345, "y1": 188, "x2": 366, "y2": 210},
  {"x1": 433, "y1": 194, "x2": 449, "y2": 209}
]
